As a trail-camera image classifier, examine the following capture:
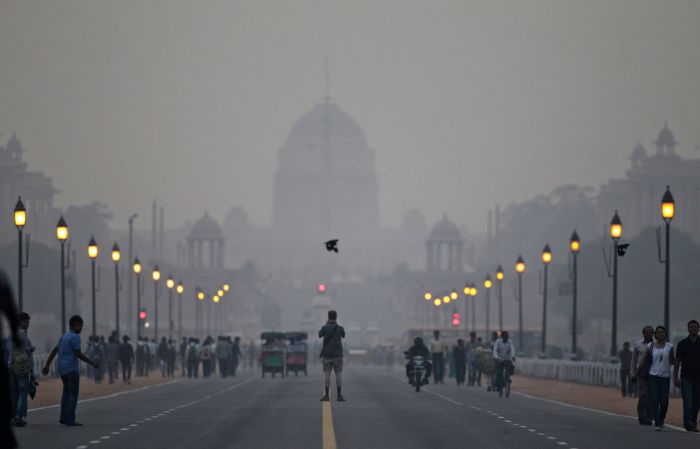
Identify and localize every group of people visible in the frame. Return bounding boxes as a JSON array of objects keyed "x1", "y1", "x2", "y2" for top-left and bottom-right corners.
[
  {"x1": 406, "y1": 329, "x2": 516, "y2": 394},
  {"x1": 627, "y1": 321, "x2": 700, "y2": 432},
  {"x1": 183, "y1": 335, "x2": 243, "y2": 378}
]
